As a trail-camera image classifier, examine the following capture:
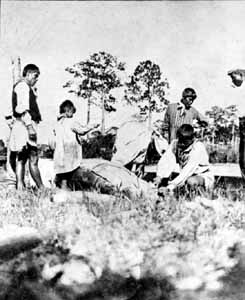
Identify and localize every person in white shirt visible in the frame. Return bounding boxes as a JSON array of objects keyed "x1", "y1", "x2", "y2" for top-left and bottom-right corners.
[
  {"x1": 5, "y1": 64, "x2": 43, "y2": 190},
  {"x1": 156, "y1": 124, "x2": 214, "y2": 194}
]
